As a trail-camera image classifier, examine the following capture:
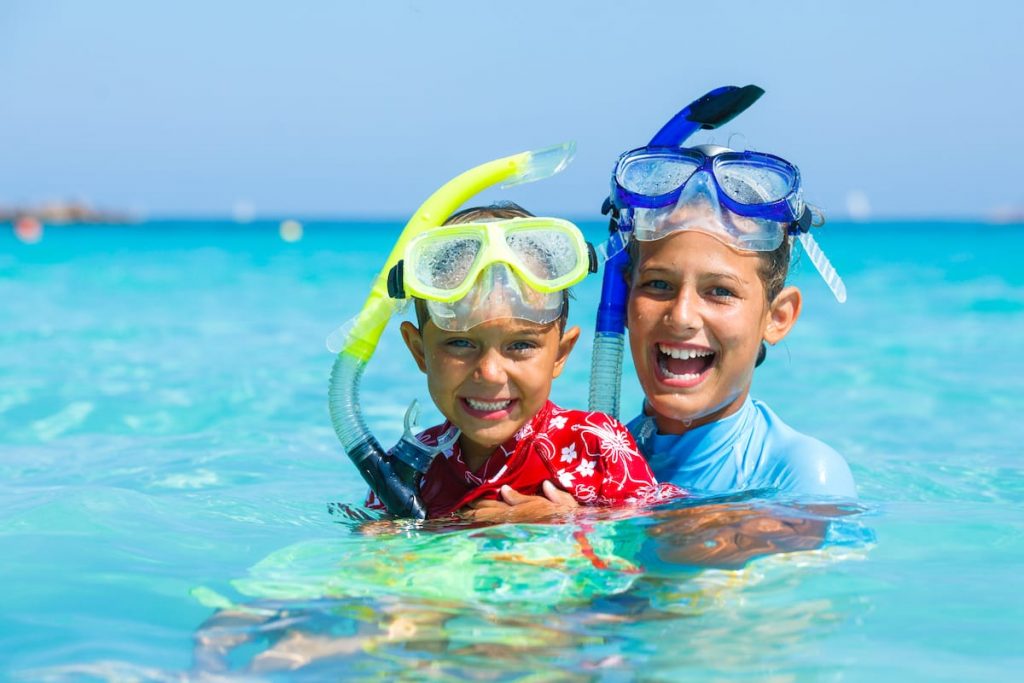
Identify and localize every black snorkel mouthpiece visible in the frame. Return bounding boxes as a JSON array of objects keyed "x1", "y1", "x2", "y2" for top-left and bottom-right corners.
[{"x1": 348, "y1": 438, "x2": 428, "y2": 518}]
